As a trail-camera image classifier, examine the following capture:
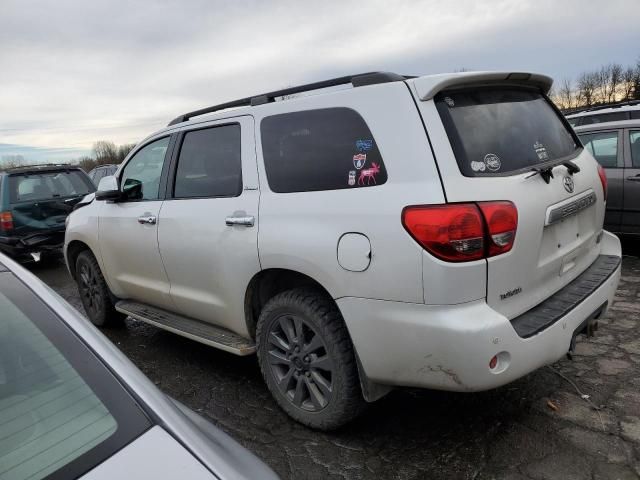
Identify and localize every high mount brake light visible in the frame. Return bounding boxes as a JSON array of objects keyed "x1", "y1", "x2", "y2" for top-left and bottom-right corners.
[
  {"x1": 402, "y1": 202, "x2": 518, "y2": 262},
  {"x1": 597, "y1": 164, "x2": 607, "y2": 202}
]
